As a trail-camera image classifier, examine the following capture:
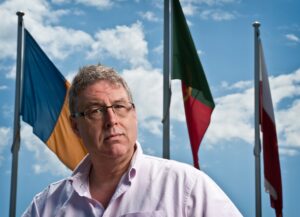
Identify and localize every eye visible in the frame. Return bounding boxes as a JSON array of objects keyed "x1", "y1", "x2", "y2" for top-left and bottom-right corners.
[
  {"x1": 87, "y1": 107, "x2": 104, "y2": 115},
  {"x1": 113, "y1": 104, "x2": 126, "y2": 110}
]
